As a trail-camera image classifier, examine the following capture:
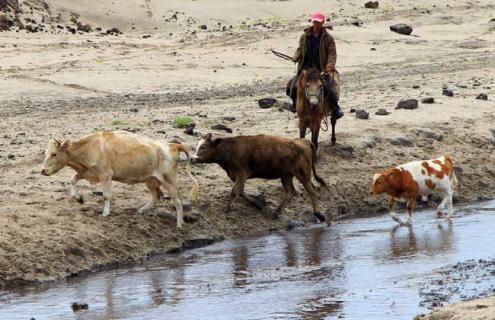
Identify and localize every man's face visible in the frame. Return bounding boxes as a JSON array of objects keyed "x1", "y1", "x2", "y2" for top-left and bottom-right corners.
[{"x1": 312, "y1": 21, "x2": 324, "y2": 30}]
